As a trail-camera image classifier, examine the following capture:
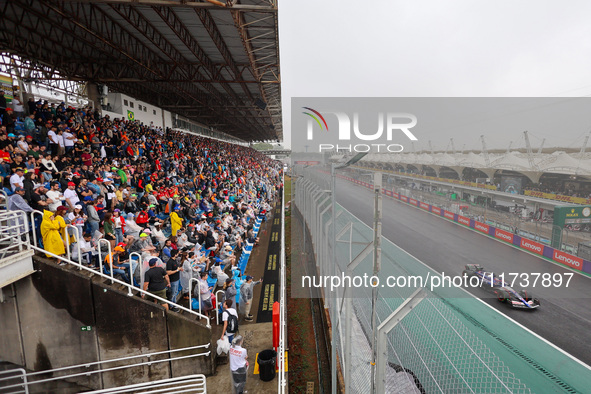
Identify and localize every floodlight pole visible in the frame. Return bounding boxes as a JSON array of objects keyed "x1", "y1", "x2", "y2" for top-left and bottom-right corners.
[{"x1": 370, "y1": 171, "x2": 382, "y2": 393}]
